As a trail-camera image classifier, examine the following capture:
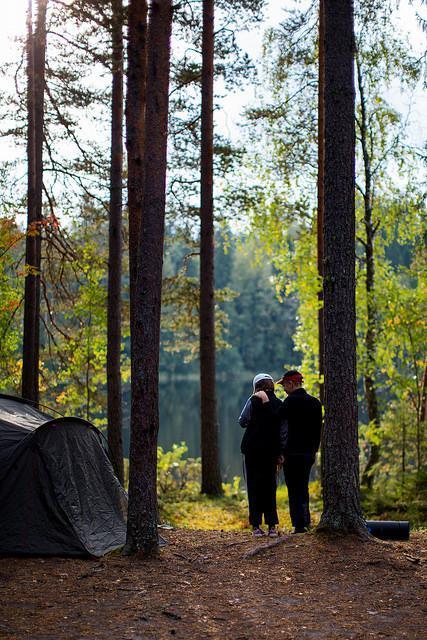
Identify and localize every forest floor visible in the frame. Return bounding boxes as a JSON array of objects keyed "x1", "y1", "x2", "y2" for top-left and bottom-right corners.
[{"x1": 0, "y1": 529, "x2": 426, "y2": 639}]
